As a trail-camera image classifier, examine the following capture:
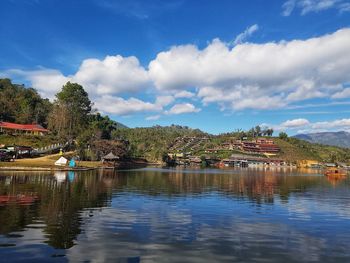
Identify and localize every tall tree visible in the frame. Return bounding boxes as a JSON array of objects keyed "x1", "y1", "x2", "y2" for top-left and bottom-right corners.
[{"x1": 49, "y1": 82, "x2": 92, "y2": 141}]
